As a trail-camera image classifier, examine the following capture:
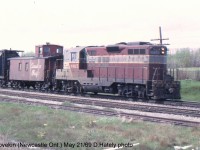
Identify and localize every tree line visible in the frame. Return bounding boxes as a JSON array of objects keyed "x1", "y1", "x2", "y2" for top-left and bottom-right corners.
[{"x1": 167, "y1": 48, "x2": 200, "y2": 68}]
